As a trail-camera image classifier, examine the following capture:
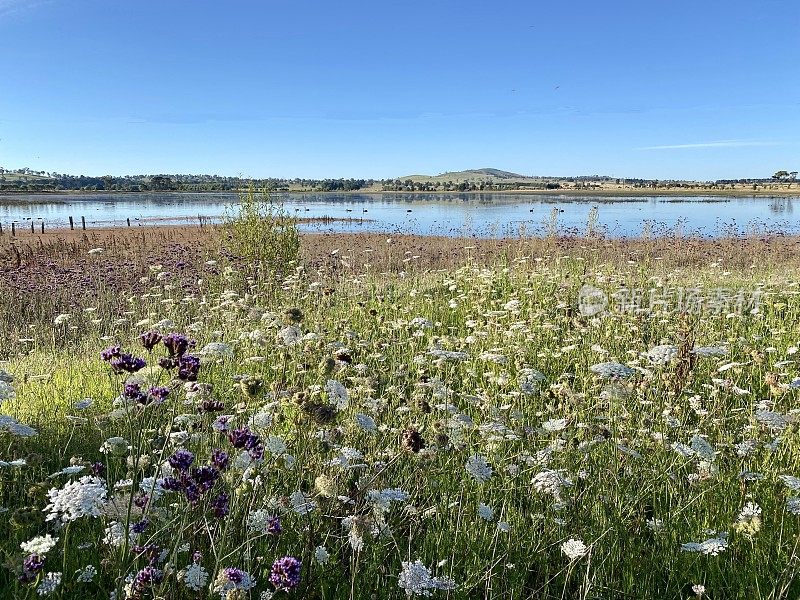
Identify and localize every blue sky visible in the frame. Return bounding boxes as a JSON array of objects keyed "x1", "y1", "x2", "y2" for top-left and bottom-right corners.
[{"x1": 1, "y1": 0, "x2": 798, "y2": 180}]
